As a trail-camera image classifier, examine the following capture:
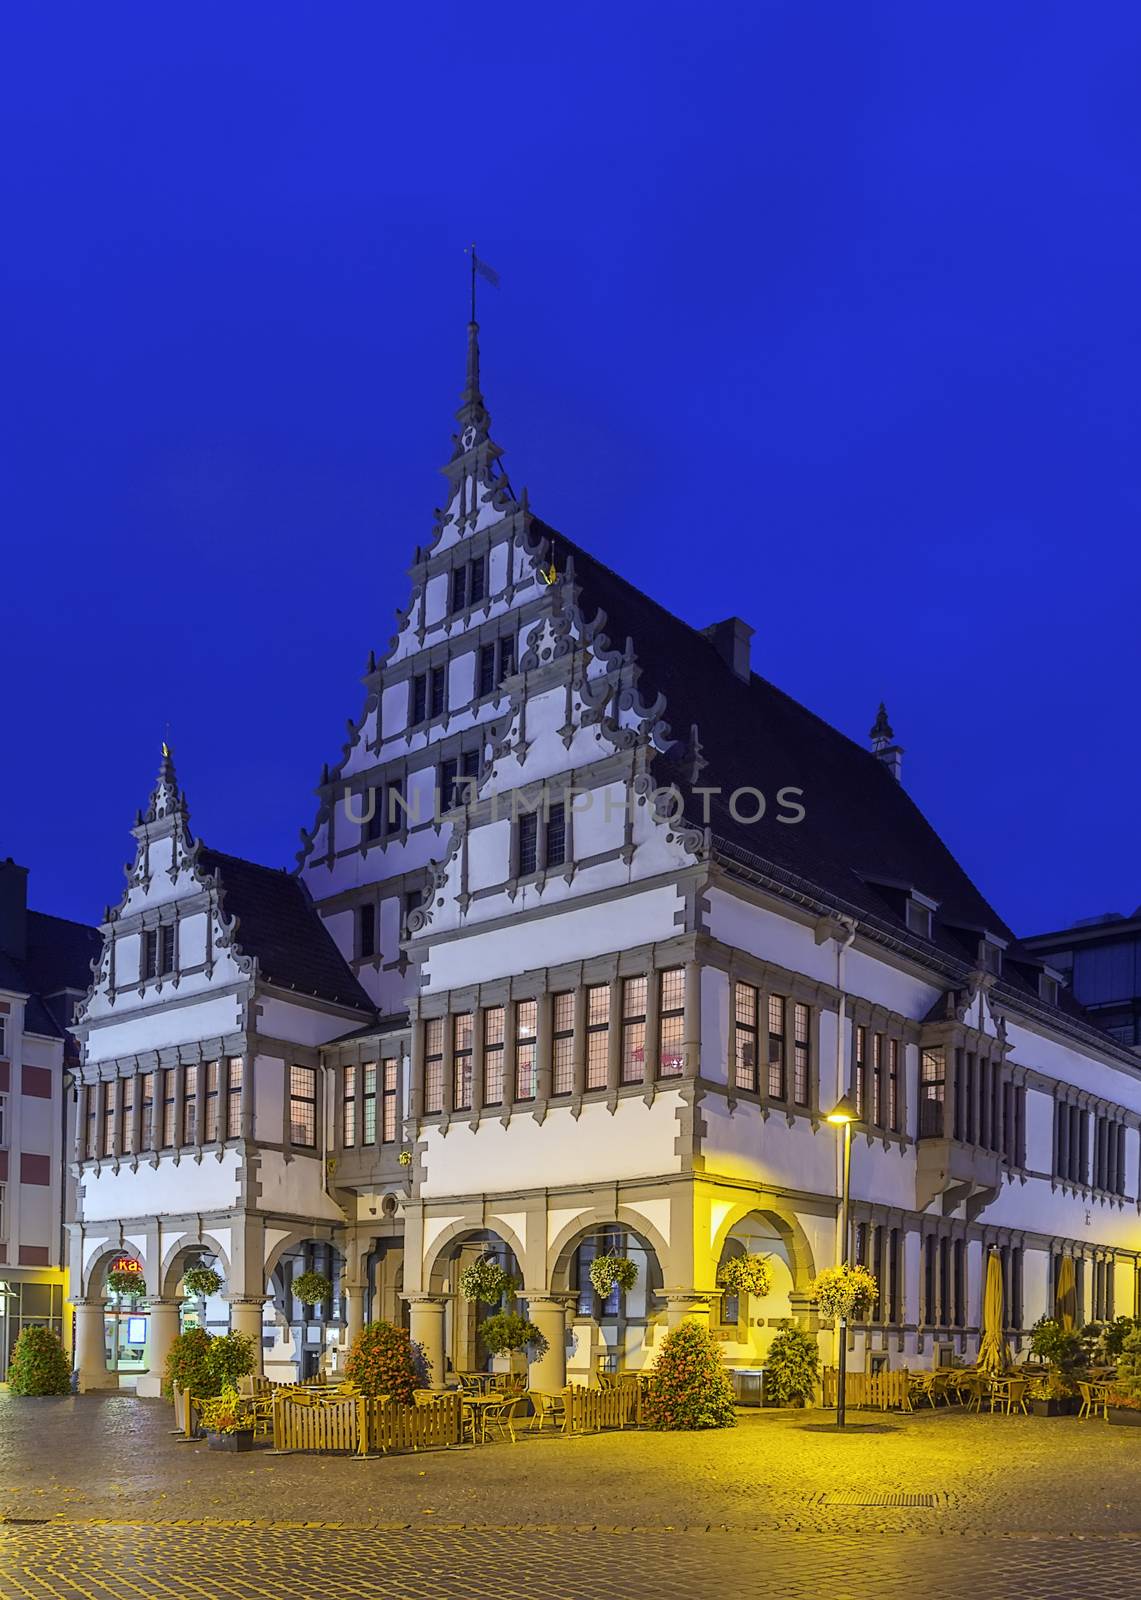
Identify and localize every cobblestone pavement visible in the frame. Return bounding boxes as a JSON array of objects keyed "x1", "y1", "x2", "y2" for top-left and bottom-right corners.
[{"x1": 1, "y1": 1395, "x2": 1140, "y2": 1597}]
